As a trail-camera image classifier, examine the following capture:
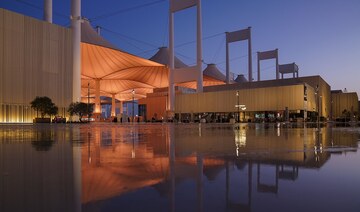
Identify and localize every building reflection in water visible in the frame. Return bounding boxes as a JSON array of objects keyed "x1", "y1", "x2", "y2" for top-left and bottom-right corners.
[
  {"x1": 0, "y1": 125, "x2": 80, "y2": 212},
  {"x1": 235, "y1": 125, "x2": 247, "y2": 156},
  {"x1": 80, "y1": 123, "x2": 359, "y2": 212},
  {"x1": 1, "y1": 124, "x2": 359, "y2": 212},
  {"x1": 81, "y1": 124, "x2": 170, "y2": 209}
]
